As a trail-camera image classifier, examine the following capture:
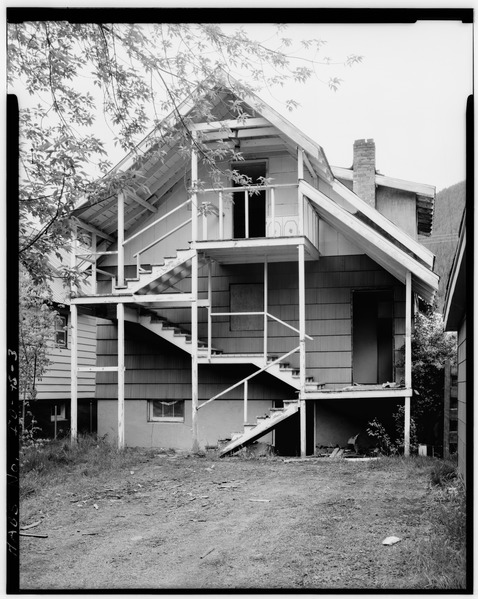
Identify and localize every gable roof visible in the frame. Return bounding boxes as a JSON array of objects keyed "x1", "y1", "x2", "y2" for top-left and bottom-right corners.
[
  {"x1": 73, "y1": 78, "x2": 438, "y2": 302},
  {"x1": 443, "y1": 208, "x2": 467, "y2": 330}
]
